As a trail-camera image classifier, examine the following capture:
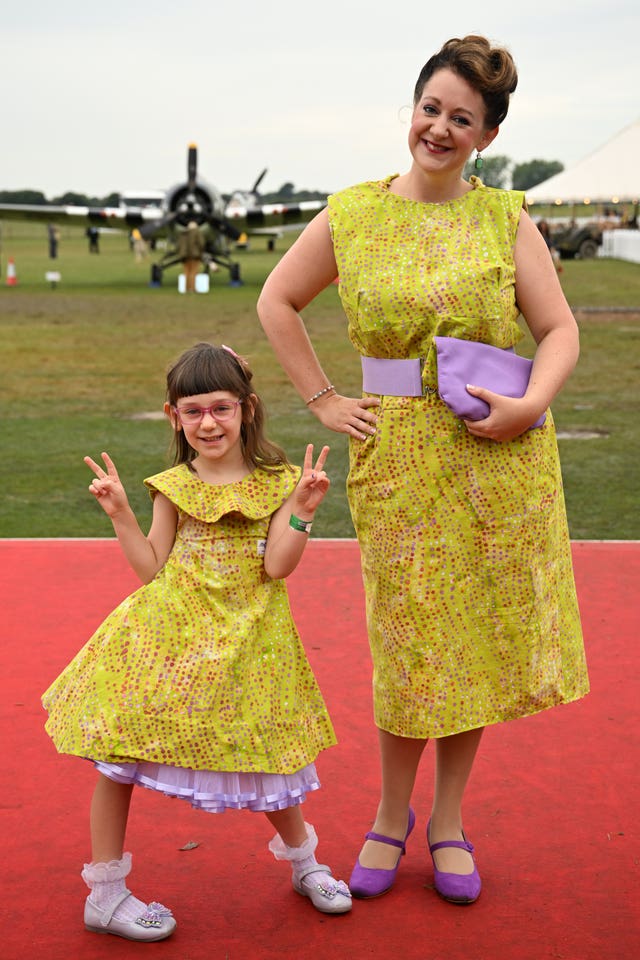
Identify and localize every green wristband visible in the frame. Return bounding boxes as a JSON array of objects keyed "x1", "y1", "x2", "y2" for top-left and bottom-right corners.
[{"x1": 289, "y1": 514, "x2": 312, "y2": 534}]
